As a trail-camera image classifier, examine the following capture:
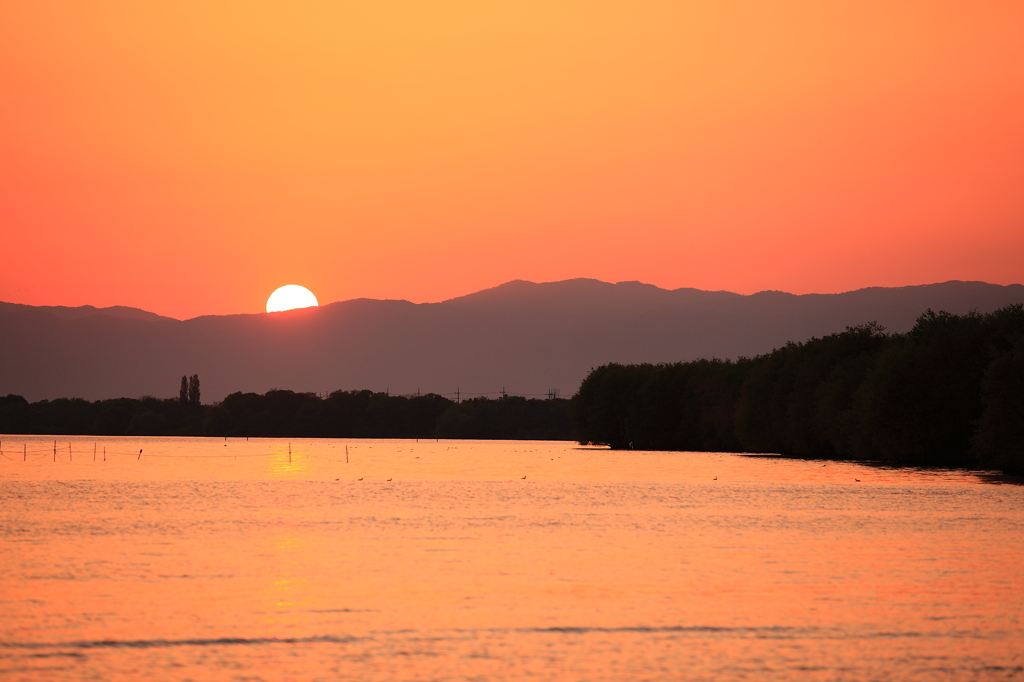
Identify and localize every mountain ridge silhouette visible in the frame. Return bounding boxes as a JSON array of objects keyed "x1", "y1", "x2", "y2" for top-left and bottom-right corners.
[{"x1": 3, "y1": 279, "x2": 1022, "y2": 402}]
